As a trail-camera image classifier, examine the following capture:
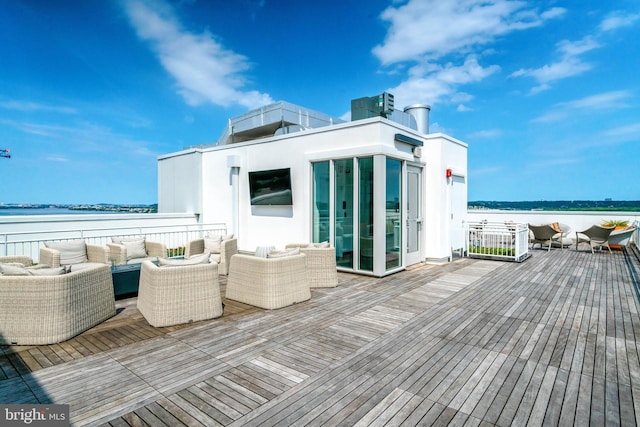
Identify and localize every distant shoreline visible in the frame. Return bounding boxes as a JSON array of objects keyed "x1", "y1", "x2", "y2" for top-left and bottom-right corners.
[
  {"x1": 0, "y1": 204, "x2": 157, "y2": 215},
  {"x1": 469, "y1": 200, "x2": 640, "y2": 212}
]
